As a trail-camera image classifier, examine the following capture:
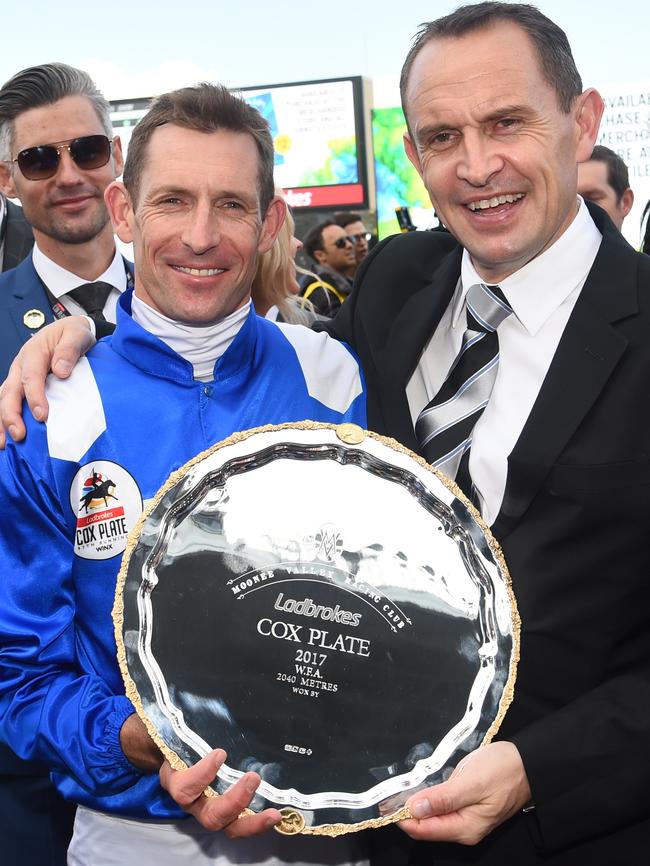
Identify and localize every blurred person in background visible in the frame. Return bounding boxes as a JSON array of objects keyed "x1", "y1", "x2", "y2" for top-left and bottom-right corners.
[
  {"x1": 300, "y1": 220, "x2": 354, "y2": 317},
  {"x1": 577, "y1": 145, "x2": 633, "y2": 231},
  {"x1": 334, "y1": 212, "x2": 372, "y2": 277},
  {"x1": 252, "y1": 194, "x2": 318, "y2": 324}
]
